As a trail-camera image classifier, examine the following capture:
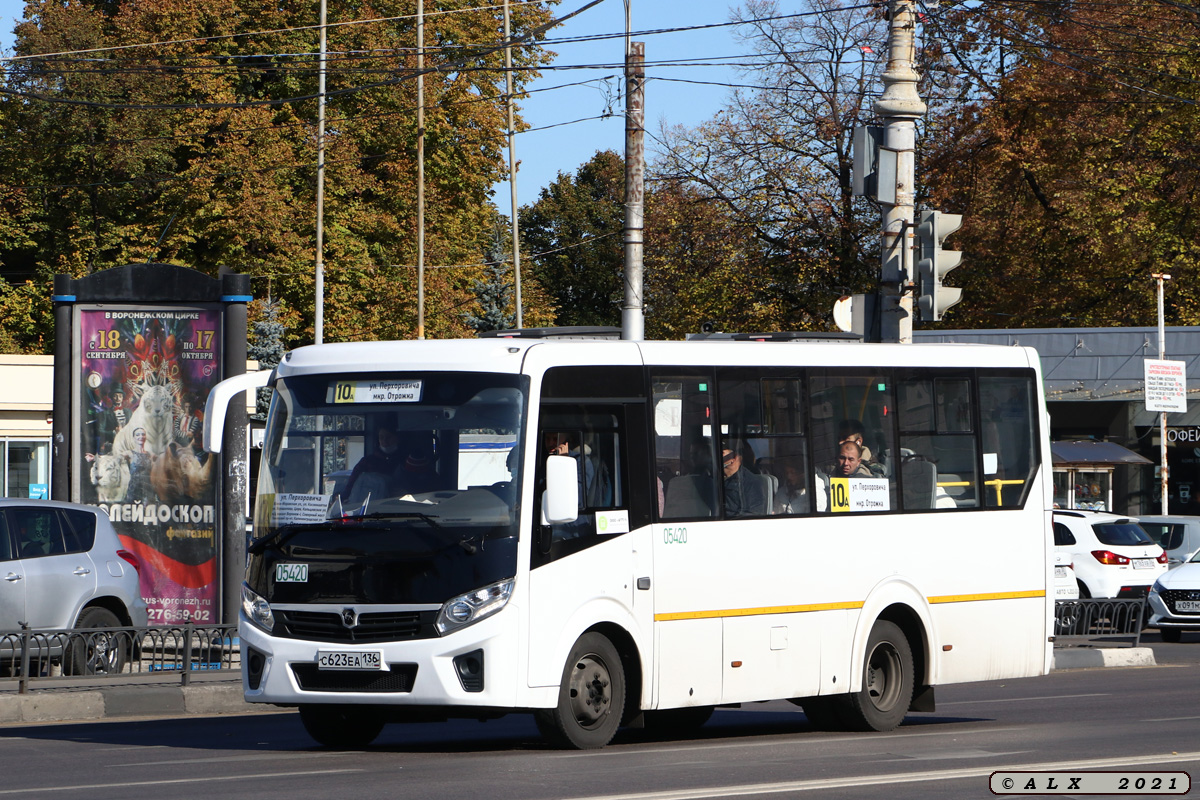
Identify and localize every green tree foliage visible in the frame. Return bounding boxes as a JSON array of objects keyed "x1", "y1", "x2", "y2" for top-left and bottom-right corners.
[
  {"x1": 921, "y1": 0, "x2": 1200, "y2": 327},
  {"x1": 248, "y1": 296, "x2": 286, "y2": 419},
  {"x1": 520, "y1": 149, "x2": 625, "y2": 327},
  {"x1": 463, "y1": 226, "x2": 515, "y2": 333},
  {"x1": 0, "y1": 0, "x2": 558, "y2": 351}
]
